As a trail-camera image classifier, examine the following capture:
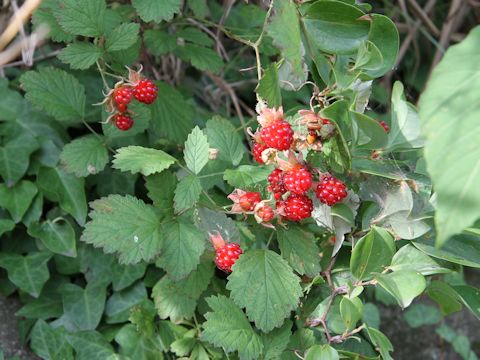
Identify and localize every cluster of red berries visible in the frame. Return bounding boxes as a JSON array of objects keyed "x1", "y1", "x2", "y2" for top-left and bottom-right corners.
[
  {"x1": 111, "y1": 79, "x2": 158, "y2": 131},
  {"x1": 228, "y1": 105, "x2": 349, "y2": 227}
]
